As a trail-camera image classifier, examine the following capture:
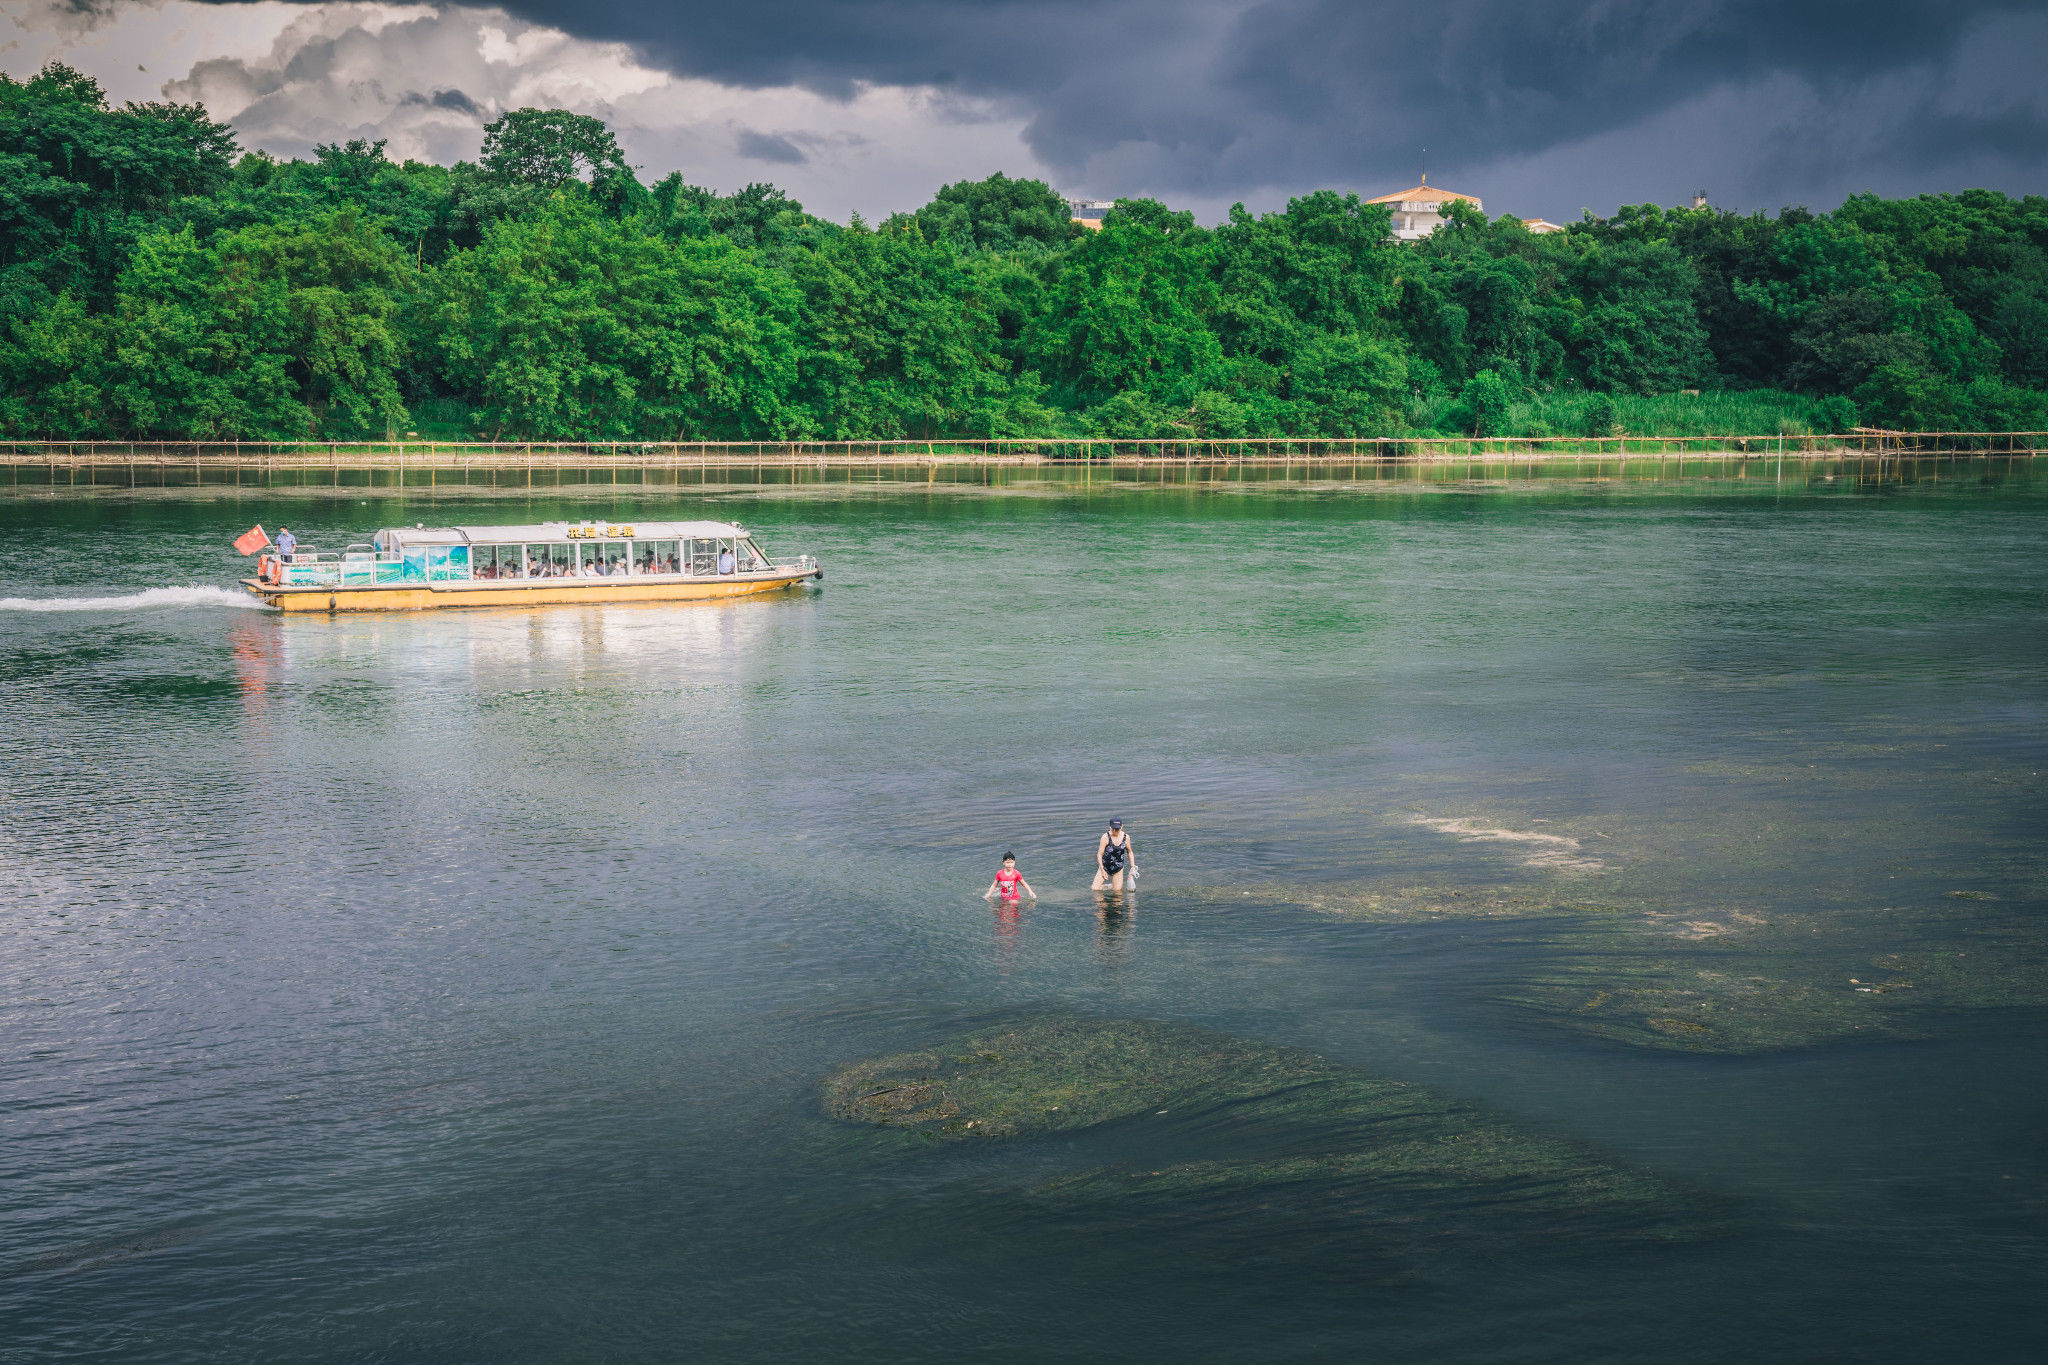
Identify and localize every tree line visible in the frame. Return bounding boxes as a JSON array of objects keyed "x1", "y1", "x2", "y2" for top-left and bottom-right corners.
[{"x1": 5, "y1": 63, "x2": 2047, "y2": 442}]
